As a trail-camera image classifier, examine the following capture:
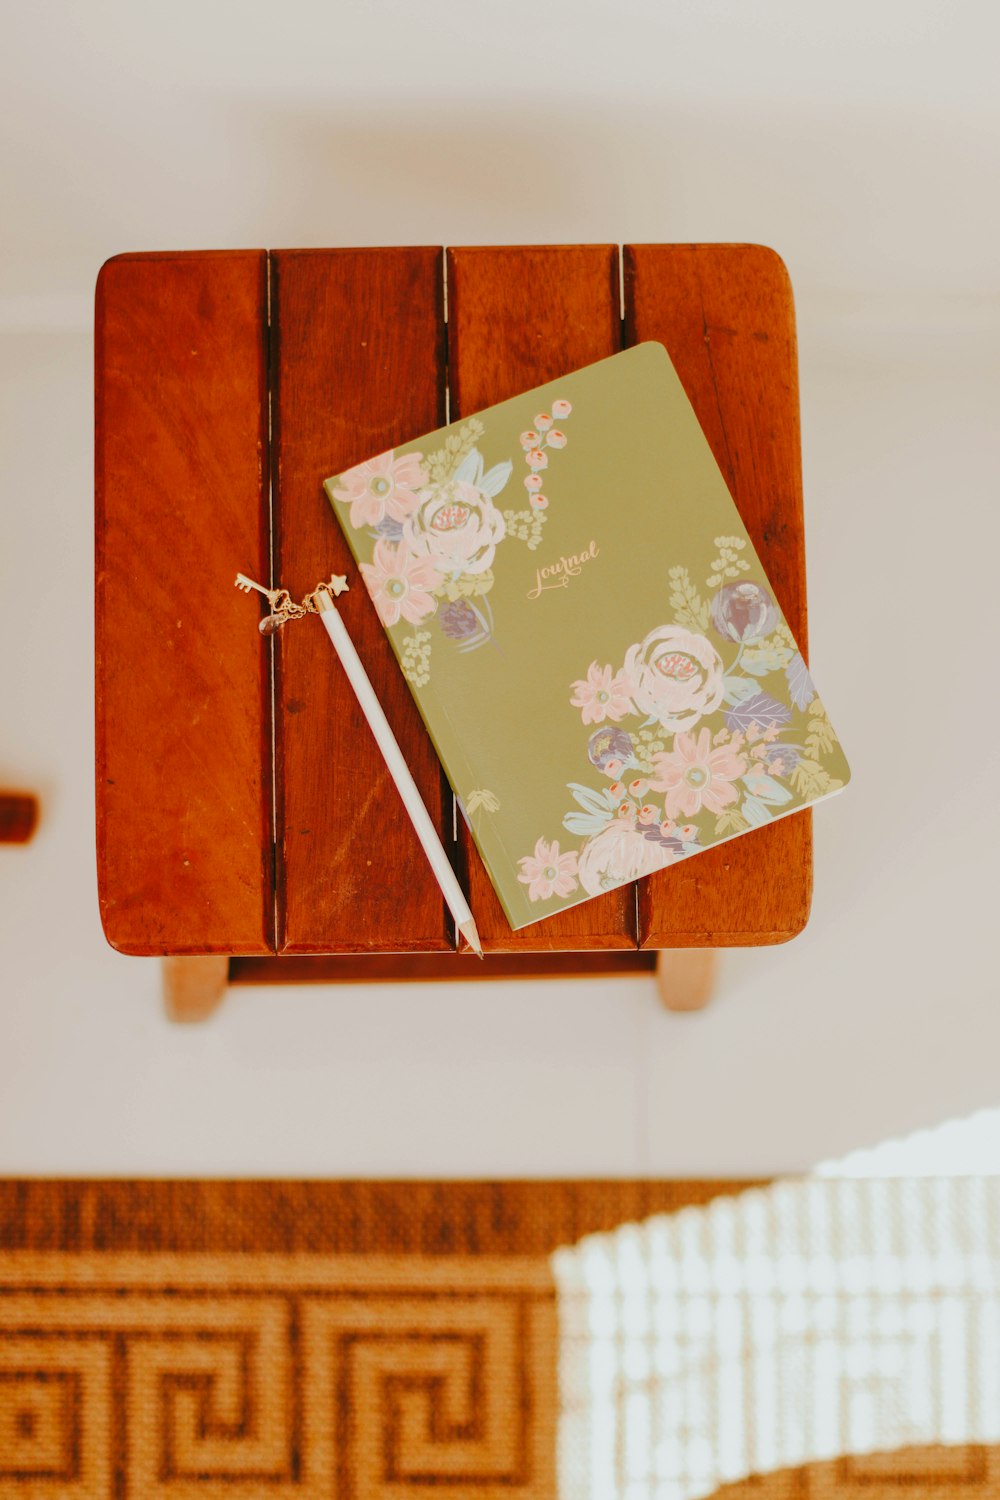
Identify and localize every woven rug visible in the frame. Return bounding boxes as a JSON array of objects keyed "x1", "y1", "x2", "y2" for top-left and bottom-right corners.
[{"x1": 1, "y1": 1179, "x2": 998, "y2": 1498}]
